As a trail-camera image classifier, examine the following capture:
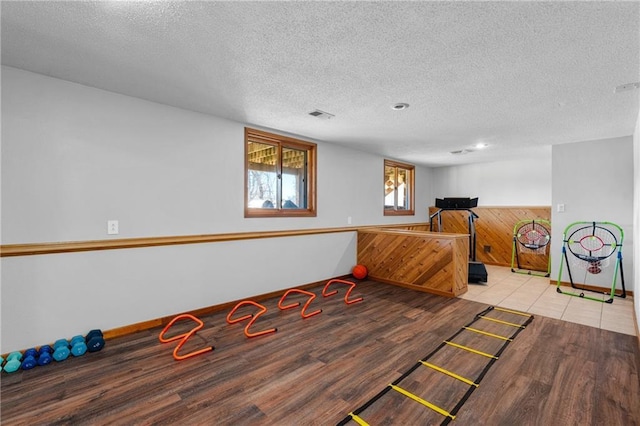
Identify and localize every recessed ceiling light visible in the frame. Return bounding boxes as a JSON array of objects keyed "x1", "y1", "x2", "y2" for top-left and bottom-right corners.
[
  {"x1": 475, "y1": 143, "x2": 488, "y2": 149},
  {"x1": 391, "y1": 103, "x2": 410, "y2": 110}
]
